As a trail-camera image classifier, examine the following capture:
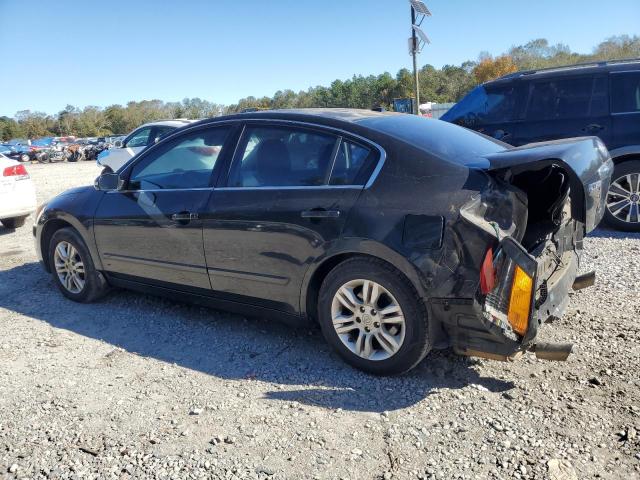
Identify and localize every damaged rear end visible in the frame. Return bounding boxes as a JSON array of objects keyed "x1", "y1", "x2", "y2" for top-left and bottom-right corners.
[{"x1": 451, "y1": 137, "x2": 613, "y2": 361}]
